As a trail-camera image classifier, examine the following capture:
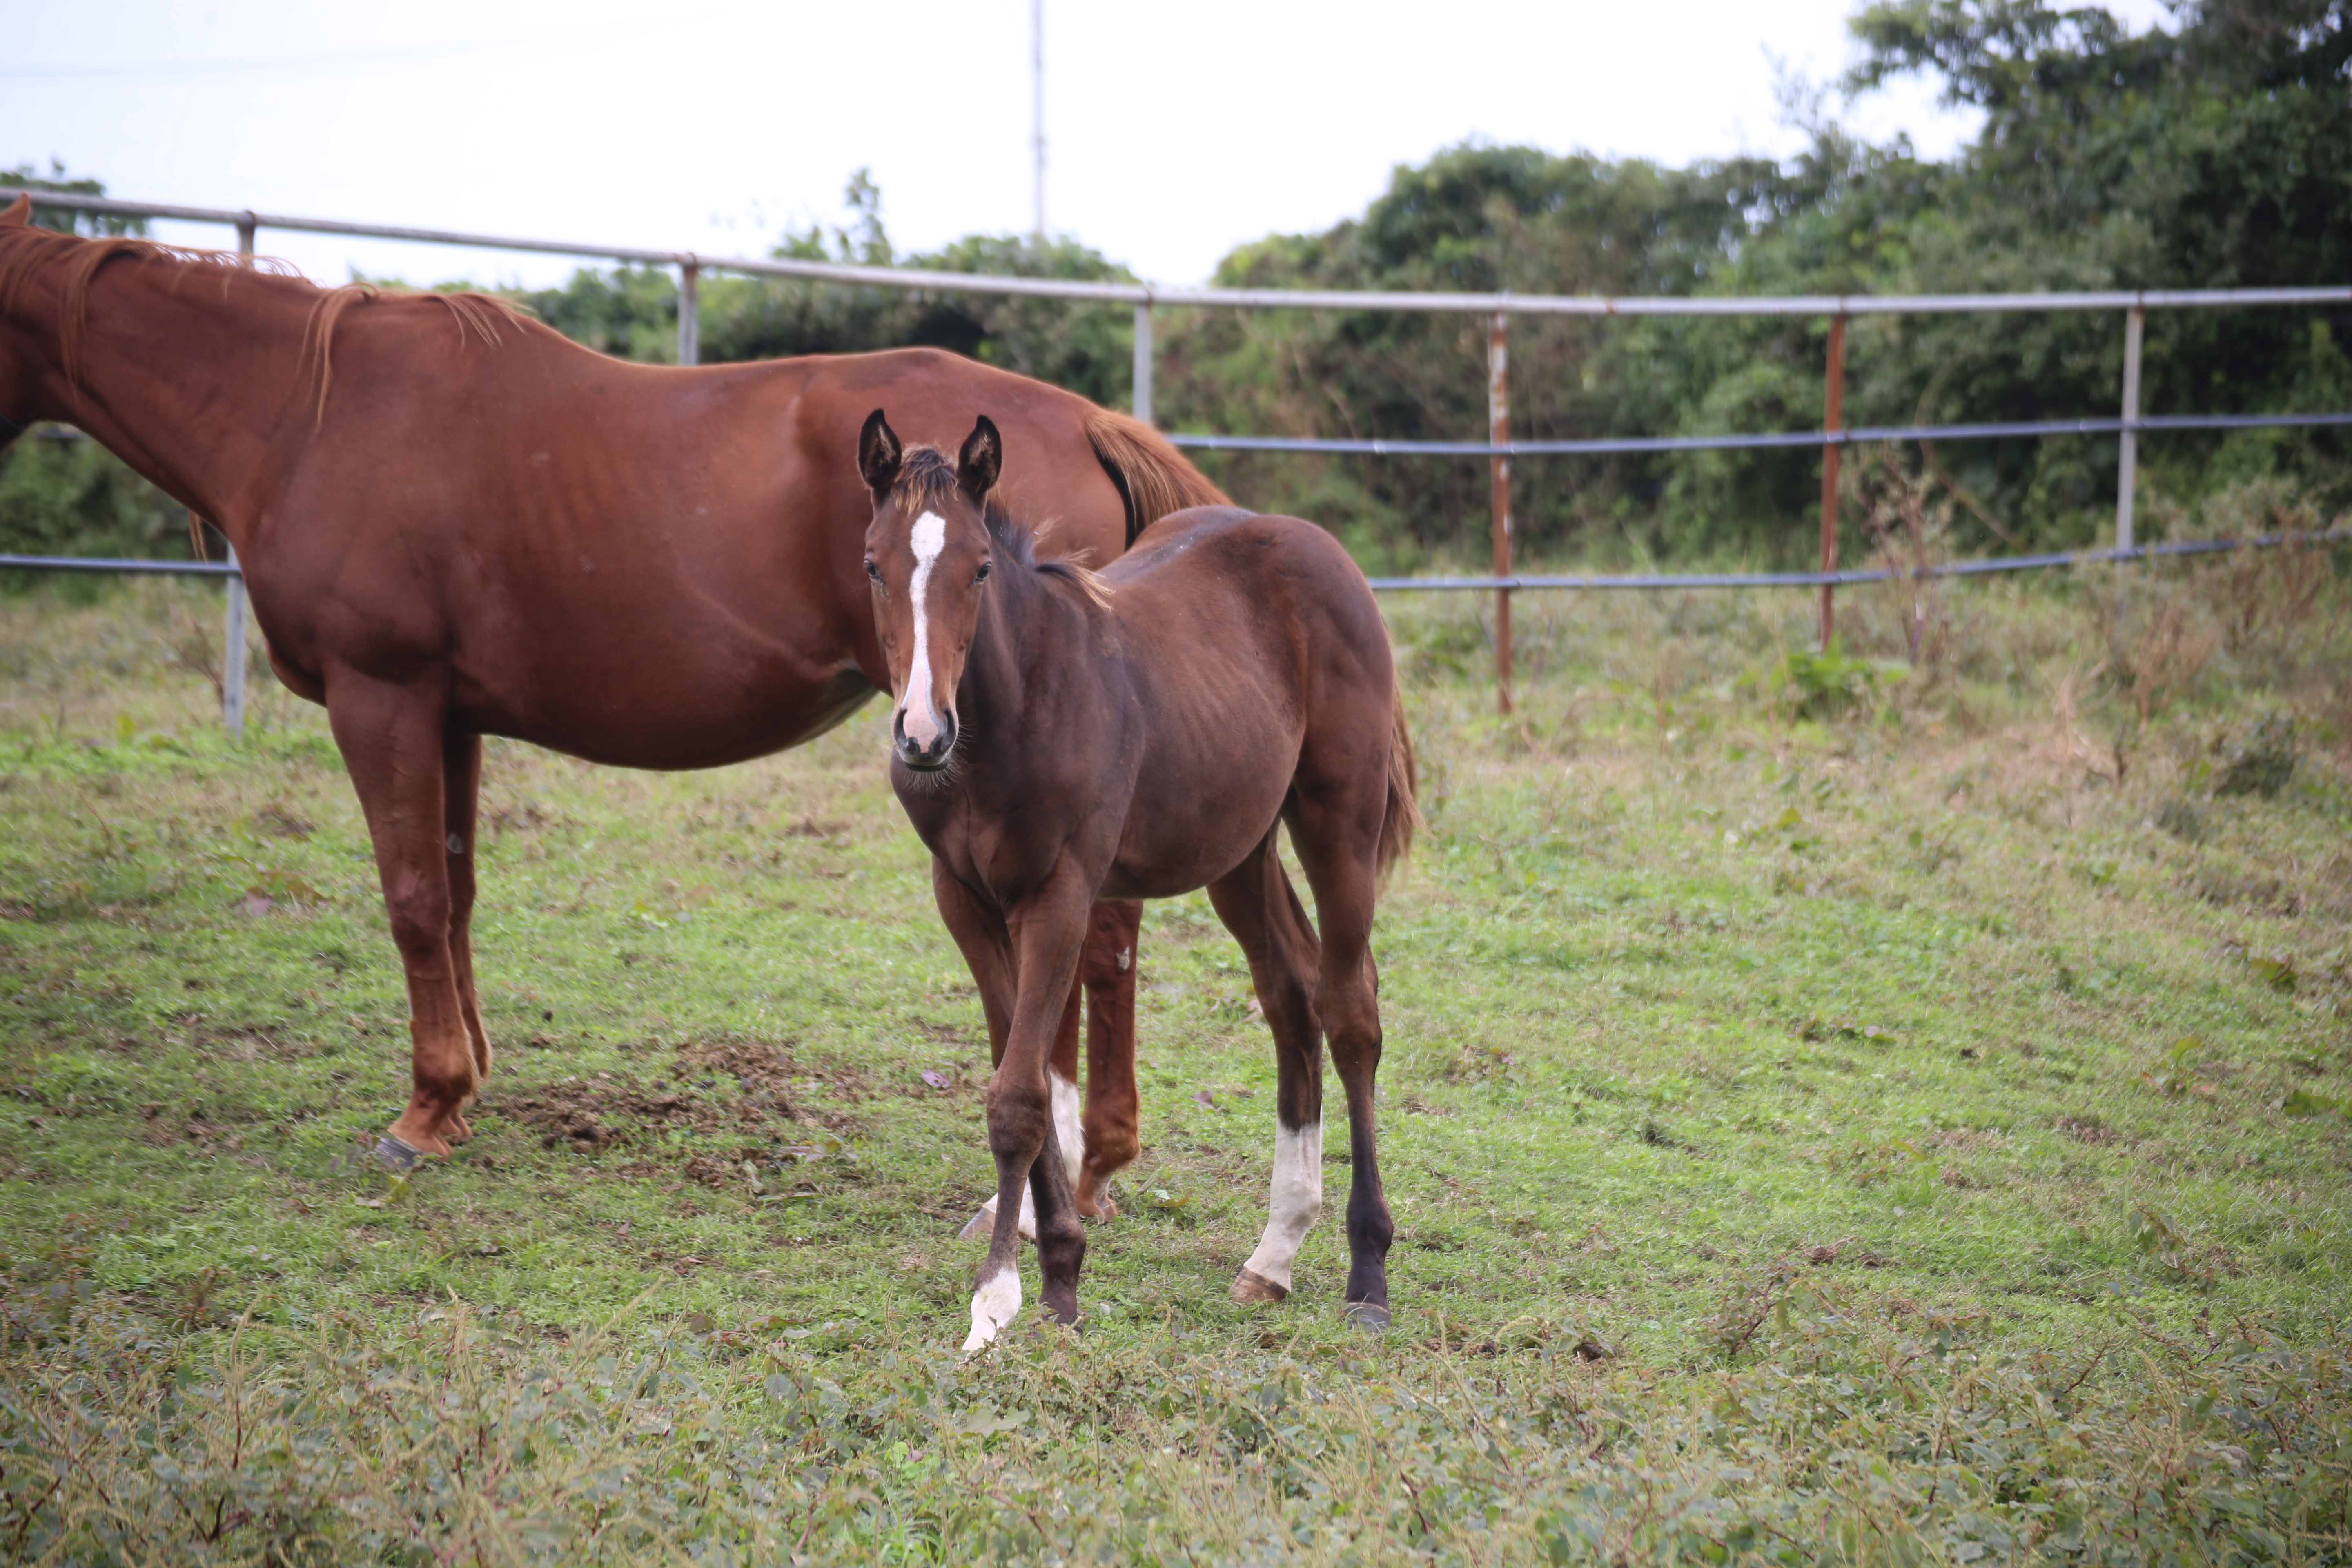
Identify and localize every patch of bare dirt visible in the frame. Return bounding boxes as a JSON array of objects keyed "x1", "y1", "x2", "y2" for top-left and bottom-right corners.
[
  {"x1": 488, "y1": 1076, "x2": 705, "y2": 1153},
  {"x1": 138, "y1": 1104, "x2": 244, "y2": 1150},
  {"x1": 1923, "y1": 1128, "x2": 2007, "y2": 1152},
  {"x1": 489, "y1": 1045, "x2": 808, "y2": 1156},
  {"x1": 675, "y1": 1039, "x2": 796, "y2": 1115},
  {"x1": 253, "y1": 804, "x2": 312, "y2": 840},
  {"x1": 2055, "y1": 1116, "x2": 2125, "y2": 1146}
]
